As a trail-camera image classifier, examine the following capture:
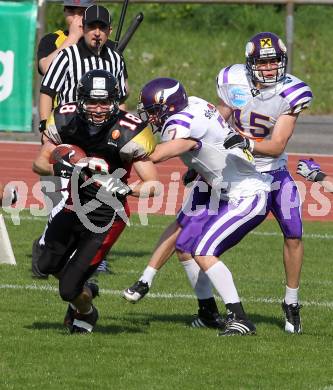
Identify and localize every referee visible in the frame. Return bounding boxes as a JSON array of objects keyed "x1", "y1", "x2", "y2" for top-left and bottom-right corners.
[{"x1": 39, "y1": 4, "x2": 127, "y2": 121}]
